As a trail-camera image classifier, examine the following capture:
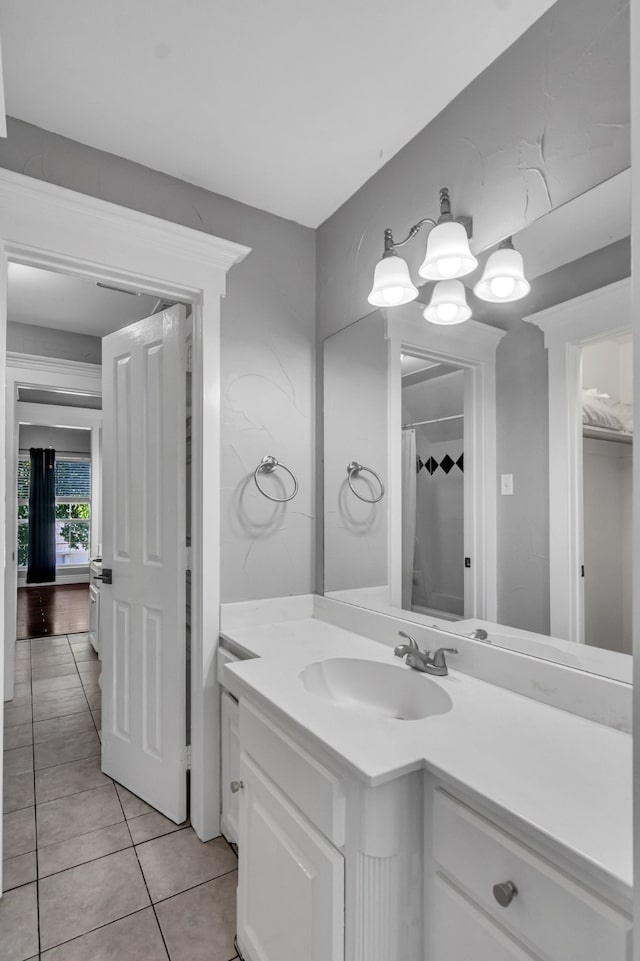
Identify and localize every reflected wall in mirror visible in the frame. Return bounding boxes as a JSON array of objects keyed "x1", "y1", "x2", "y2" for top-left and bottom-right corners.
[{"x1": 323, "y1": 172, "x2": 632, "y2": 682}]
